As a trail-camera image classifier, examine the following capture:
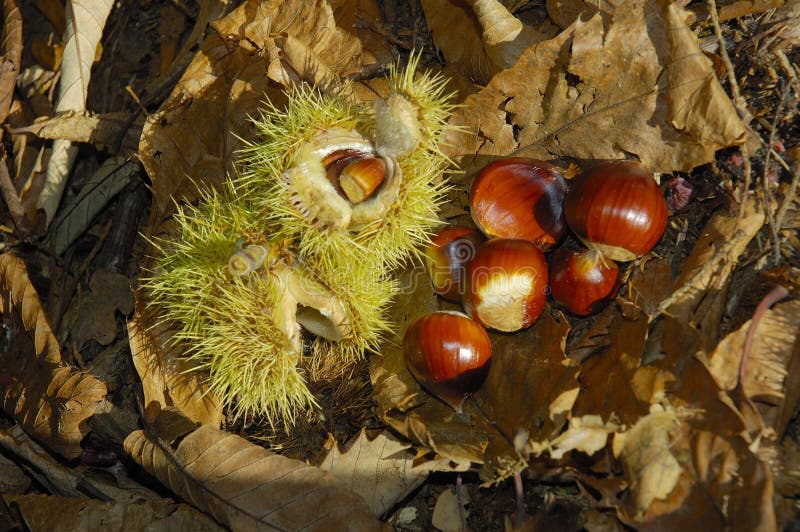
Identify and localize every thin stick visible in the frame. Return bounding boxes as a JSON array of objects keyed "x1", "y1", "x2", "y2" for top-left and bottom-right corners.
[
  {"x1": 760, "y1": 84, "x2": 791, "y2": 264},
  {"x1": 707, "y1": 0, "x2": 753, "y2": 222},
  {"x1": 0, "y1": 152, "x2": 35, "y2": 240}
]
